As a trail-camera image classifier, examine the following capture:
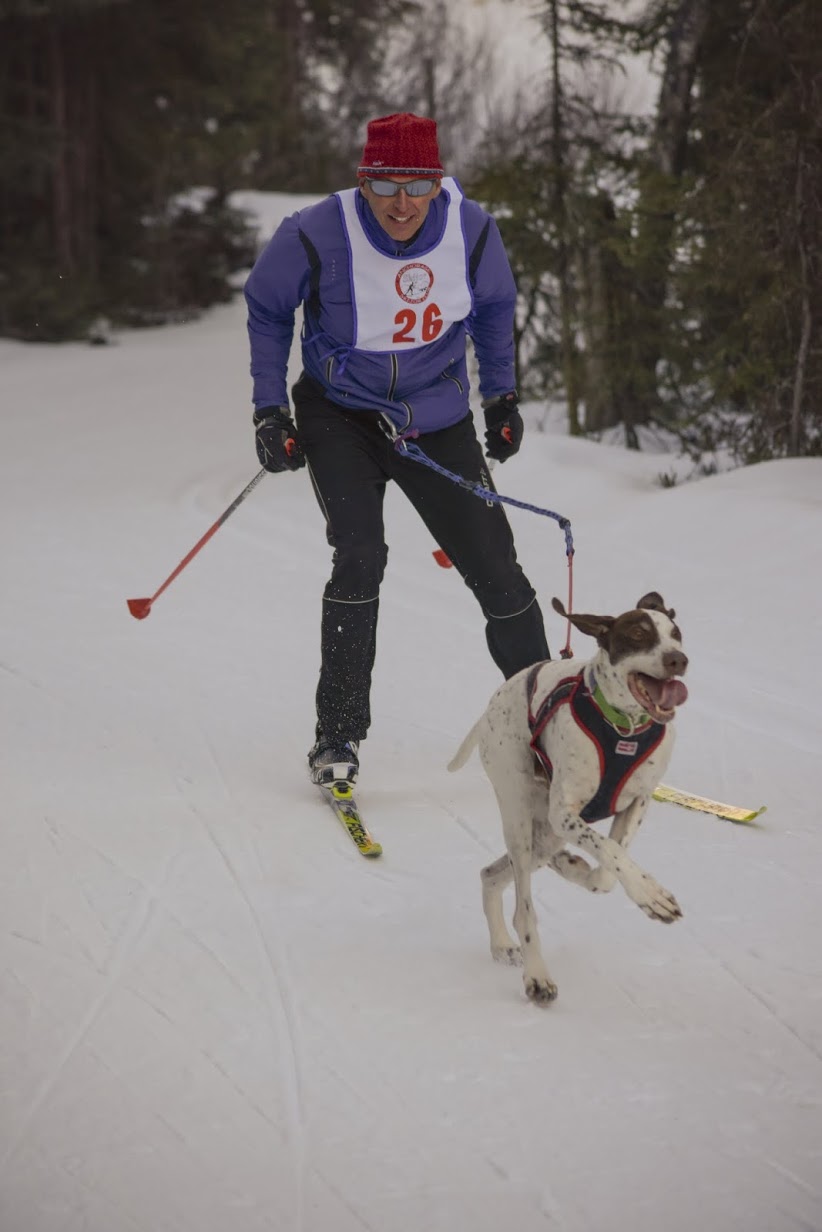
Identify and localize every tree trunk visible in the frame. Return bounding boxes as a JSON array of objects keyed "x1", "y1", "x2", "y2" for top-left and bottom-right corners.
[
  {"x1": 632, "y1": 0, "x2": 710, "y2": 424},
  {"x1": 49, "y1": 20, "x2": 74, "y2": 274},
  {"x1": 790, "y1": 155, "x2": 812, "y2": 457},
  {"x1": 578, "y1": 193, "x2": 636, "y2": 437},
  {"x1": 548, "y1": 0, "x2": 580, "y2": 435}
]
